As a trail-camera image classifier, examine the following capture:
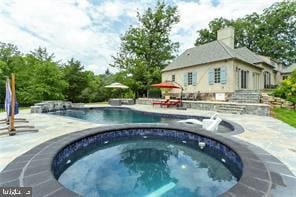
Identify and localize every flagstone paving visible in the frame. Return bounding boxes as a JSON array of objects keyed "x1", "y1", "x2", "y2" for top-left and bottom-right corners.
[
  {"x1": 0, "y1": 111, "x2": 100, "y2": 172},
  {"x1": 0, "y1": 104, "x2": 295, "y2": 178},
  {"x1": 128, "y1": 105, "x2": 296, "y2": 176}
]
